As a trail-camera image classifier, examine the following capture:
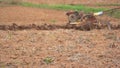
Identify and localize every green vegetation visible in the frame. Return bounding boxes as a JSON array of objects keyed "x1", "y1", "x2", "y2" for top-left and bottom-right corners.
[
  {"x1": 43, "y1": 57, "x2": 54, "y2": 64},
  {"x1": 20, "y1": 2, "x2": 120, "y2": 18},
  {"x1": 20, "y1": 2, "x2": 106, "y2": 13}
]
